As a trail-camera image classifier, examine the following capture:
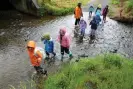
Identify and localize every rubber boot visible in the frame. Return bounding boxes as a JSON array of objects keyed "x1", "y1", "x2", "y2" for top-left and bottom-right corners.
[{"x1": 69, "y1": 51, "x2": 73, "y2": 60}]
